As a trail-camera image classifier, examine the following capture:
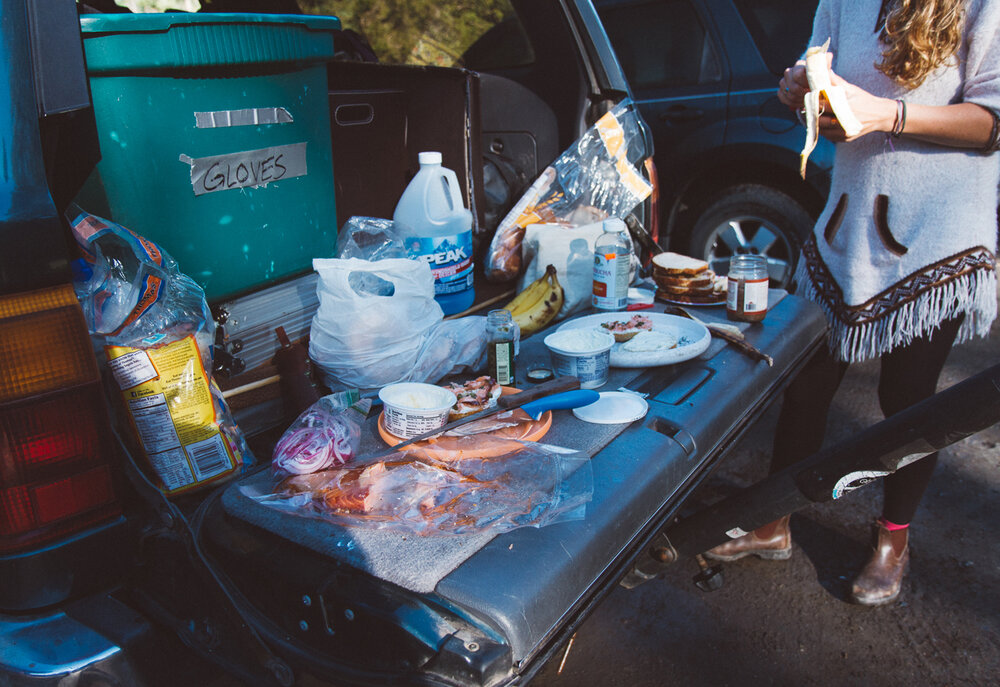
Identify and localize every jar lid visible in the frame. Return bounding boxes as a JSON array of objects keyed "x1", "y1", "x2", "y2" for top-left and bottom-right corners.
[{"x1": 572, "y1": 391, "x2": 648, "y2": 424}]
